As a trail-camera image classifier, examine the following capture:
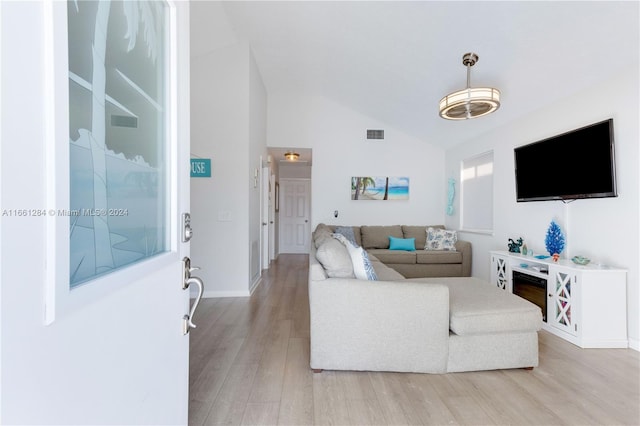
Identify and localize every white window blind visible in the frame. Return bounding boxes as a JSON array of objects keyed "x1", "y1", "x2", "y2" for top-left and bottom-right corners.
[{"x1": 461, "y1": 151, "x2": 493, "y2": 233}]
